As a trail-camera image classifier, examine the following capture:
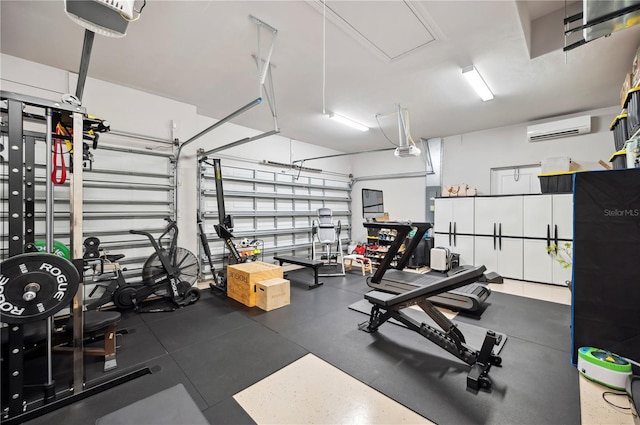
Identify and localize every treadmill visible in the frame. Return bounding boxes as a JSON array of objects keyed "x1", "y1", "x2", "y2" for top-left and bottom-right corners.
[{"x1": 364, "y1": 221, "x2": 491, "y2": 313}]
